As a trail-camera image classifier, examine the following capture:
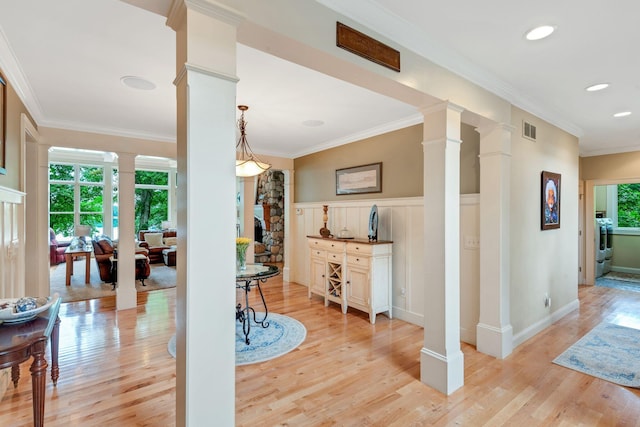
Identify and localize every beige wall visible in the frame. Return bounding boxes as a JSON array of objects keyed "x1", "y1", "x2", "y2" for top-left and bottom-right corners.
[
  {"x1": 294, "y1": 124, "x2": 423, "y2": 202},
  {"x1": 0, "y1": 70, "x2": 34, "y2": 190},
  {"x1": 611, "y1": 234, "x2": 640, "y2": 270},
  {"x1": 581, "y1": 151, "x2": 640, "y2": 181},
  {"x1": 294, "y1": 122, "x2": 480, "y2": 203},
  {"x1": 594, "y1": 185, "x2": 608, "y2": 215},
  {"x1": 509, "y1": 106, "x2": 580, "y2": 336},
  {"x1": 460, "y1": 123, "x2": 480, "y2": 194}
]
